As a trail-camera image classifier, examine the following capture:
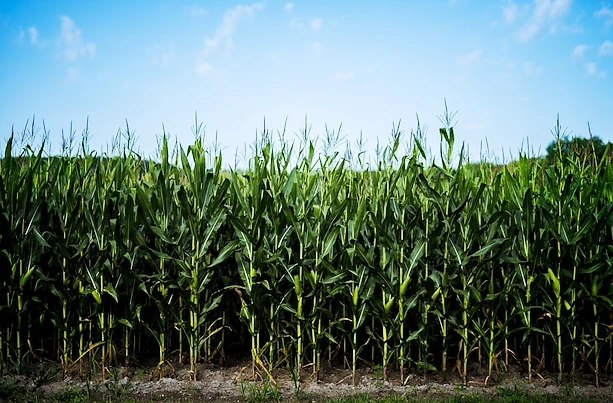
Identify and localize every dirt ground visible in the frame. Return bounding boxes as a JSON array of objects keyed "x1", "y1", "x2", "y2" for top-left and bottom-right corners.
[{"x1": 13, "y1": 358, "x2": 610, "y2": 402}]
